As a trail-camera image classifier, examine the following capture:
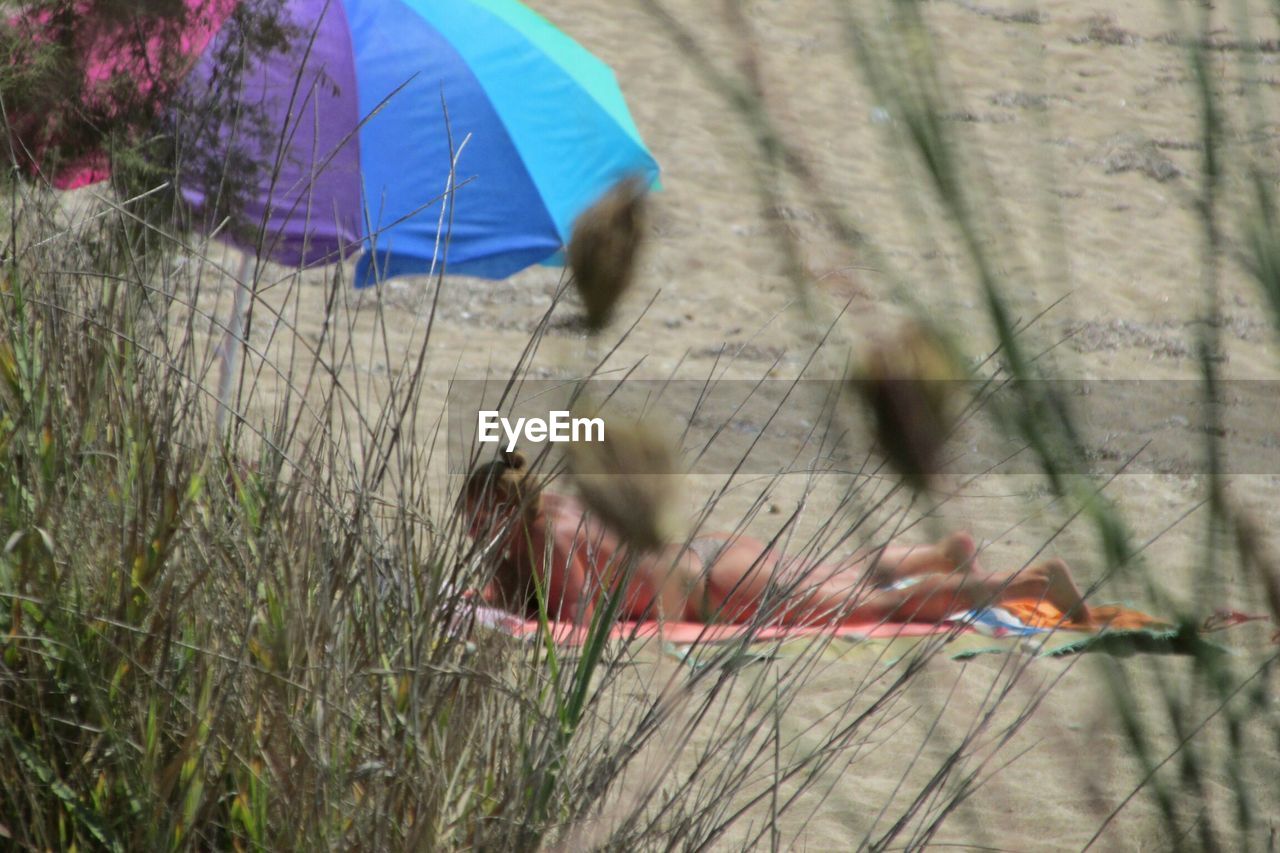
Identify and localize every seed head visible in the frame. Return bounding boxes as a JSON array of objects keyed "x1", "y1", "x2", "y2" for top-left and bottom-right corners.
[
  {"x1": 565, "y1": 408, "x2": 682, "y2": 551},
  {"x1": 850, "y1": 321, "x2": 966, "y2": 493},
  {"x1": 567, "y1": 175, "x2": 649, "y2": 332}
]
